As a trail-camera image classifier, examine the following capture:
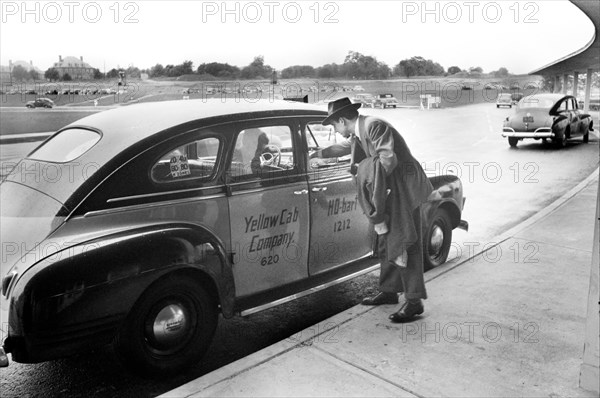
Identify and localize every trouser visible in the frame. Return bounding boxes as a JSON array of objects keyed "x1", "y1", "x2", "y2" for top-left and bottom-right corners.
[{"x1": 376, "y1": 205, "x2": 427, "y2": 300}]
